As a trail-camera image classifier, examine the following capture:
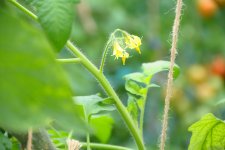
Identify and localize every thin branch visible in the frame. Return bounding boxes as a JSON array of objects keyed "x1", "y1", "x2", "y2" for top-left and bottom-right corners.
[
  {"x1": 57, "y1": 58, "x2": 81, "y2": 63},
  {"x1": 8, "y1": 0, "x2": 37, "y2": 20},
  {"x1": 99, "y1": 38, "x2": 111, "y2": 73},
  {"x1": 159, "y1": 0, "x2": 183, "y2": 150}
]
